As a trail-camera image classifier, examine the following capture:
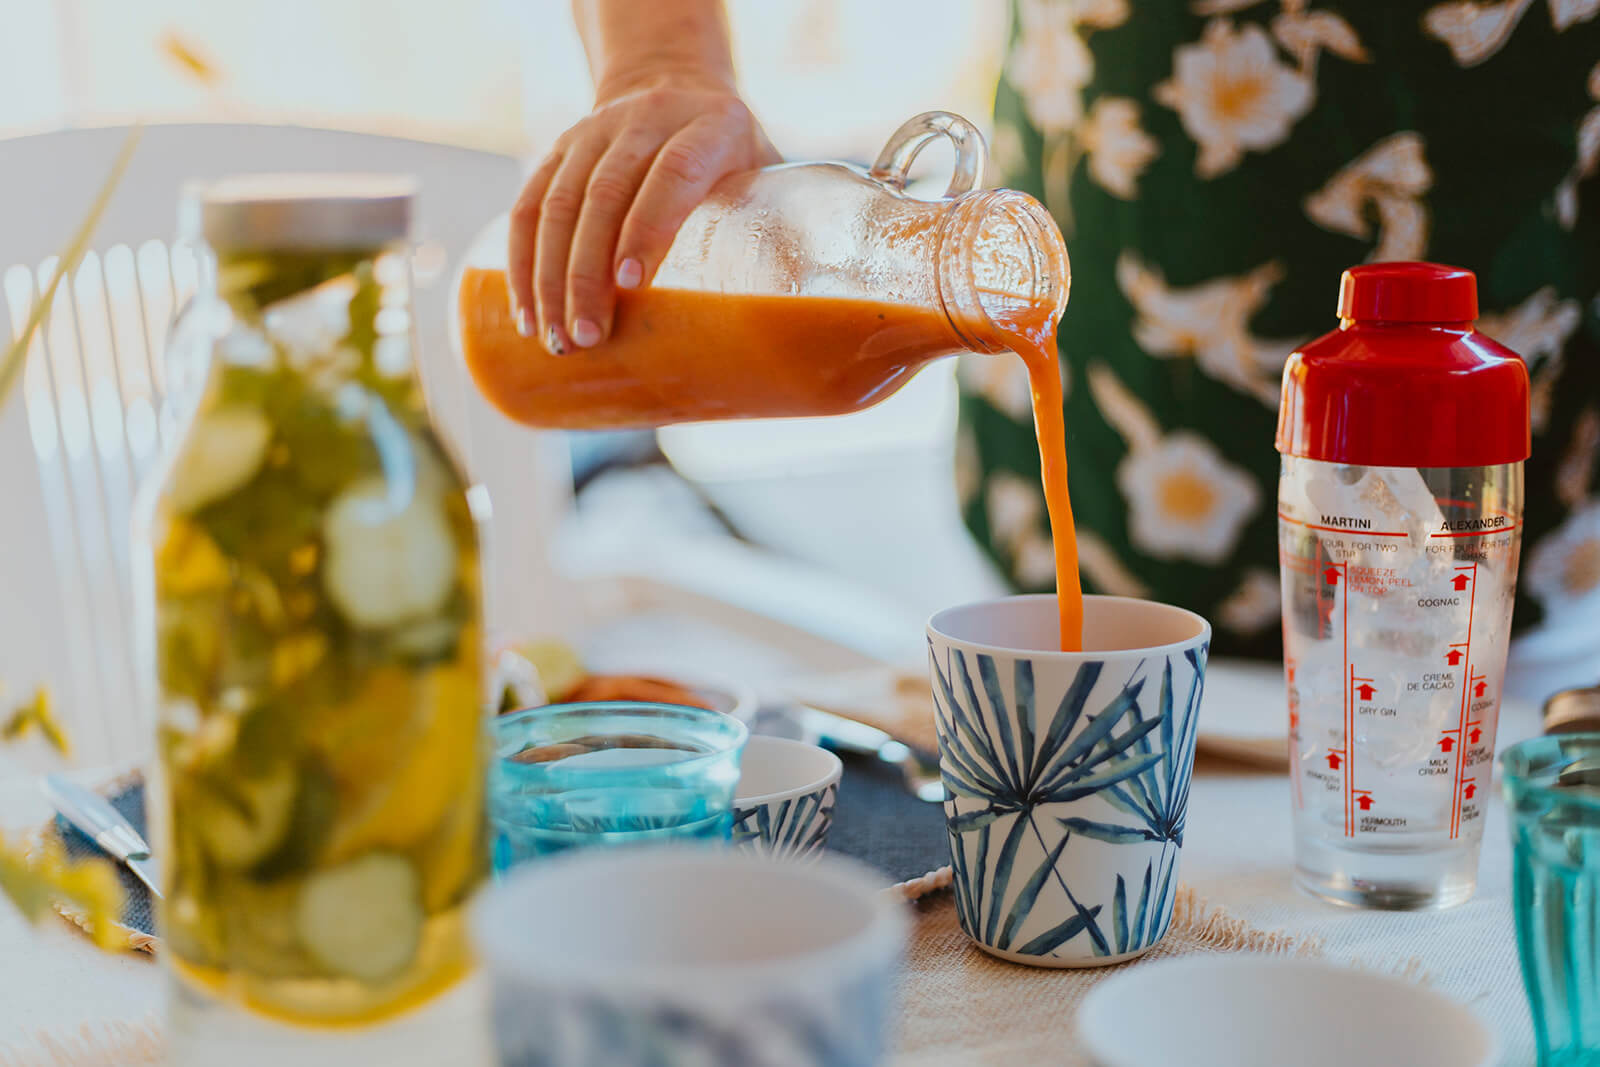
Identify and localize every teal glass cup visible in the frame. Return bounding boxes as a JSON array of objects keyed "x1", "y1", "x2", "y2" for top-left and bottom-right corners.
[
  {"x1": 491, "y1": 701, "x2": 748, "y2": 872},
  {"x1": 1501, "y1": 734, "x2": 1600, "y2": 1065}
]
